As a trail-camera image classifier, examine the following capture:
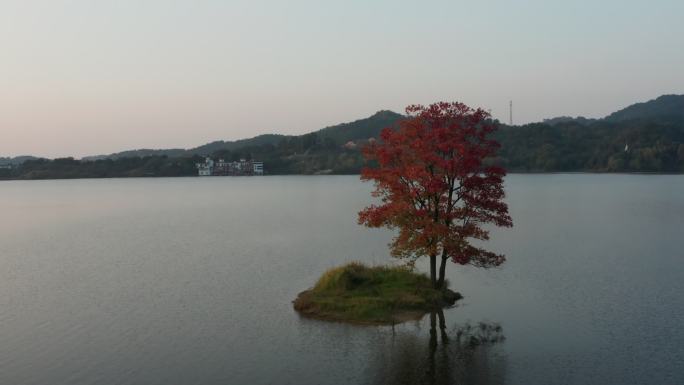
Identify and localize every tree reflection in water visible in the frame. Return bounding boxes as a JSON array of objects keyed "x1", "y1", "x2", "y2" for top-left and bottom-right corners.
[{"x1": 371, "y1": 310, "x2": 506, "y2": 385}]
